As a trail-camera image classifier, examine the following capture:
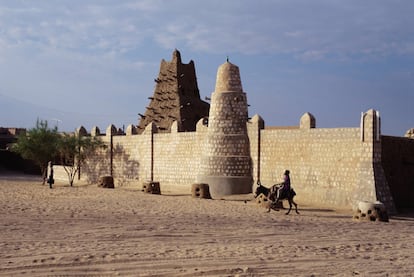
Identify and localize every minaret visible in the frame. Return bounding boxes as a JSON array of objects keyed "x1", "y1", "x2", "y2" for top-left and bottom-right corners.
[
  {"x1": 198, "y1": 60, "x2": 252, "y2": 198},
  {"x1": 137, "y1": 49, "x2": 209, "y2": 133}
]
